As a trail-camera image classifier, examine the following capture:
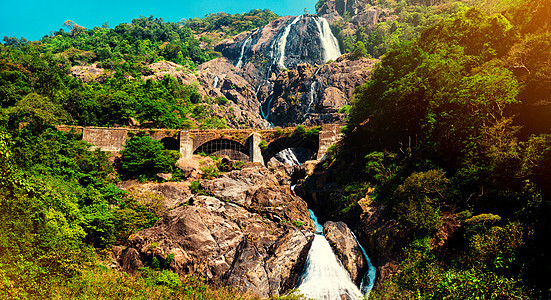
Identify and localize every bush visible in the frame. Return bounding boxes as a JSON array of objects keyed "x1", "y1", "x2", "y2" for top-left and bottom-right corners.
[
  {"x1": 120, "y1": 135, "x2": 180, "y2": 181},
  {"x1": 392, "y1": 170, "x2": 449, "y2": 234}
]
